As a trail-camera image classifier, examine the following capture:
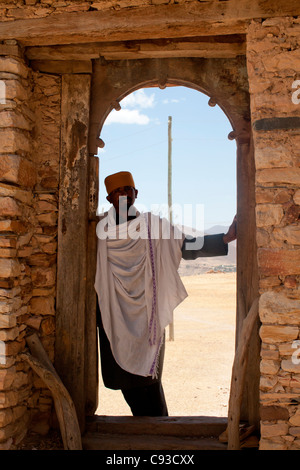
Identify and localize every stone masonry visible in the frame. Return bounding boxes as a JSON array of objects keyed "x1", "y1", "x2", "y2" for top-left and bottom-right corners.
[
  {"x1": 0, "y1": 44, "x2": 61, "y2": 448},
  {"x1": 247, "y1": 18, "x2": 300, "y2": 450}
]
